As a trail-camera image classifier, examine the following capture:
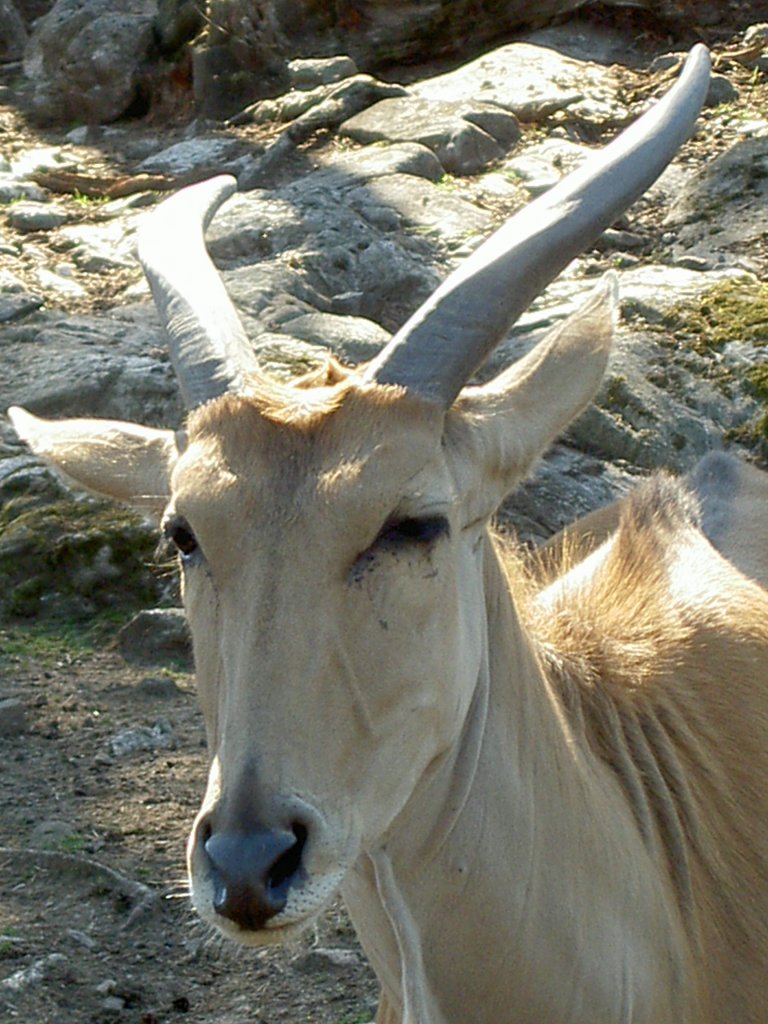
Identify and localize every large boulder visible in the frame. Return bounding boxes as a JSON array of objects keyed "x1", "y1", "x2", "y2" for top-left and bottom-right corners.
[
  {"x1": 23, "y1": 0, "x2": 157, "y2": 124},
  {"x1": 0, "y1": 0, "x2": 27, "y2": 62}
]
